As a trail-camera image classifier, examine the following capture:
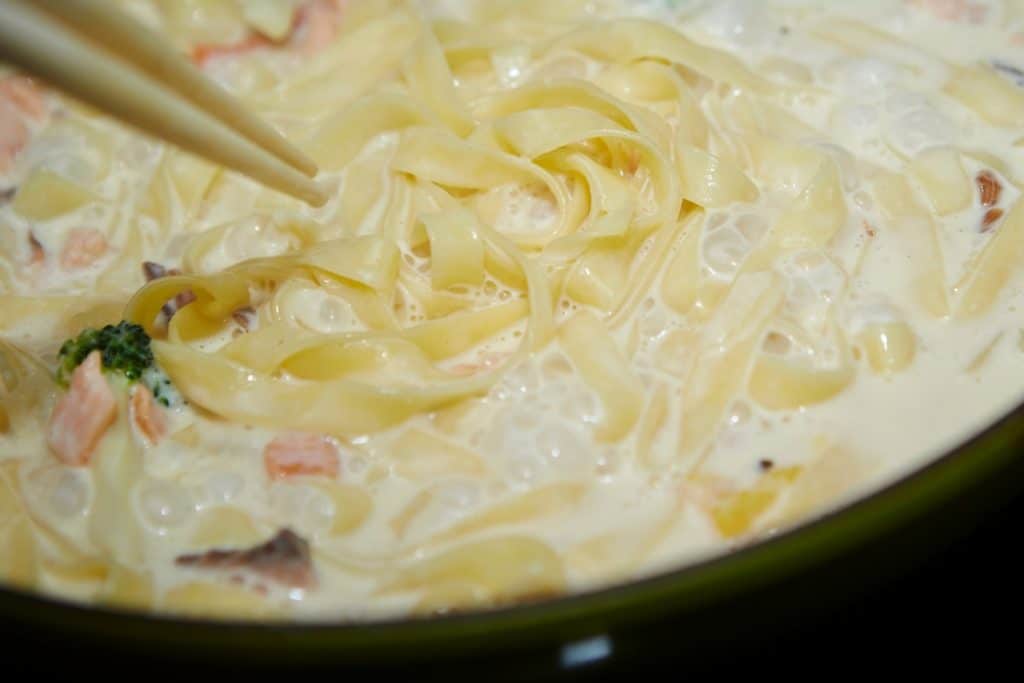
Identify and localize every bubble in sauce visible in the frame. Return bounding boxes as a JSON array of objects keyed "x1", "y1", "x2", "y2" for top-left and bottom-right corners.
[
  {"x1": 203, "y1": 471, "x2": 244, "y2": 505},
  {"x1": 436, "y1": 480, "x2": 481, "y2": 509},
  {"x1": 138, "y1": 480, "x2": 194, "y2": 531},
  {"x1": 886, "y1": 106, "x2": 956, "y2": 157},
  {"x1": 49, "y1": 468, "x2": 90, "y2": 518},
  {"x1": 505, "y1": 450, "x2": 545, "y2": 485},
  {"x1": 345, "y1": 454, "x2": 369, "y2": 476},
  {"x1": 702, "y1": 225, "x2": 749, "y2": 278},
  {"x1": 831, "y1": 57, "x2": 904, "y2": 92},
  {"x1": 537, "y1": 422, "x2": 590, "y2": 474},
  {"x1": 696, "y1": 0, "x2": 774, "y2": 47},
  {"x1": 269, "y1": 482, "x2": 334, "y2": 536}
]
